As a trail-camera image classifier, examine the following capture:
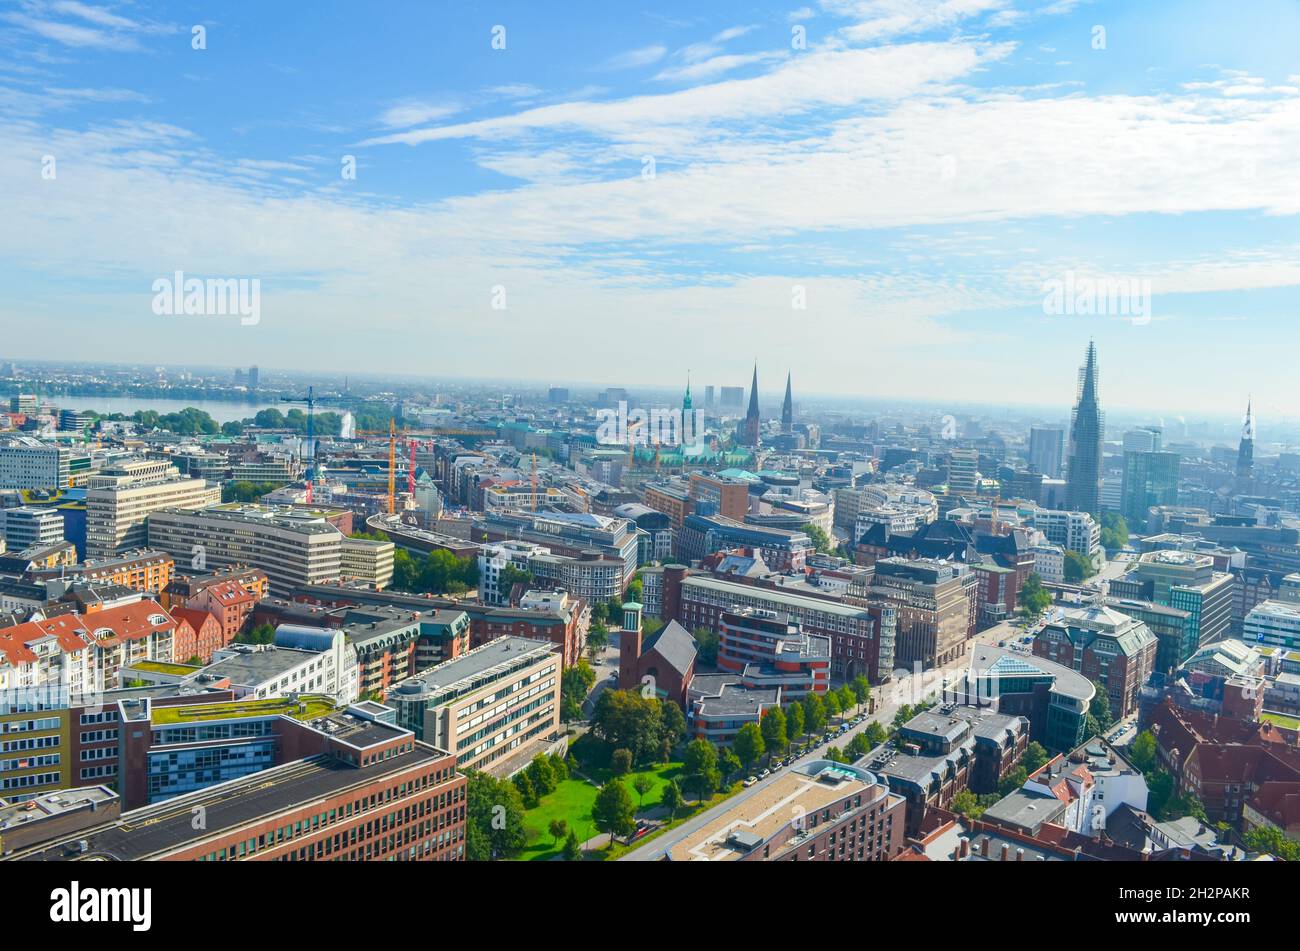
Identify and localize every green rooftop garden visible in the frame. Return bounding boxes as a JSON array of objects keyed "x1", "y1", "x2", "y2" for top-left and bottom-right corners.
[
  {"x1": 129, "y1": 660, "x2": 201, "y2": 677},
  {"x1": 152, "y1": 695, "x2": 336, "y2": 725}
]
